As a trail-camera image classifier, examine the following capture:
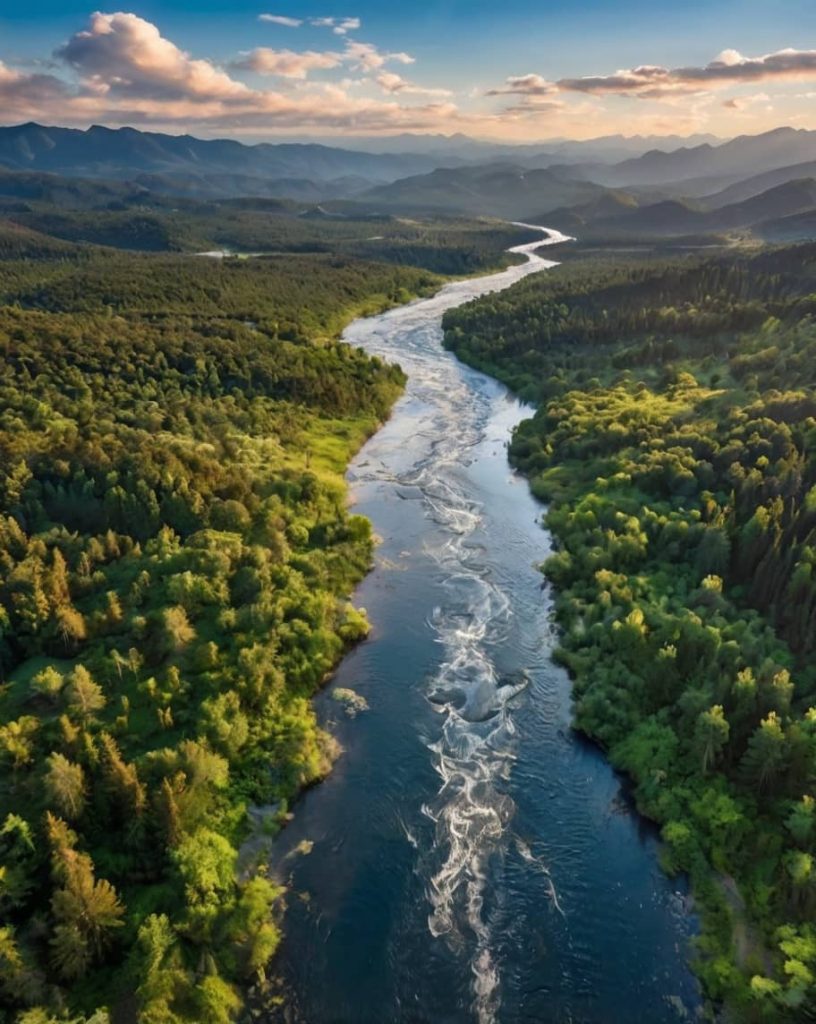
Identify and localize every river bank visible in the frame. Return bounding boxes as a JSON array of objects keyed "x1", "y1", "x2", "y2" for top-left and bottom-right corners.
[{"x1": 262, "y1": 228, "x2": 701, "y2": 1023}]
